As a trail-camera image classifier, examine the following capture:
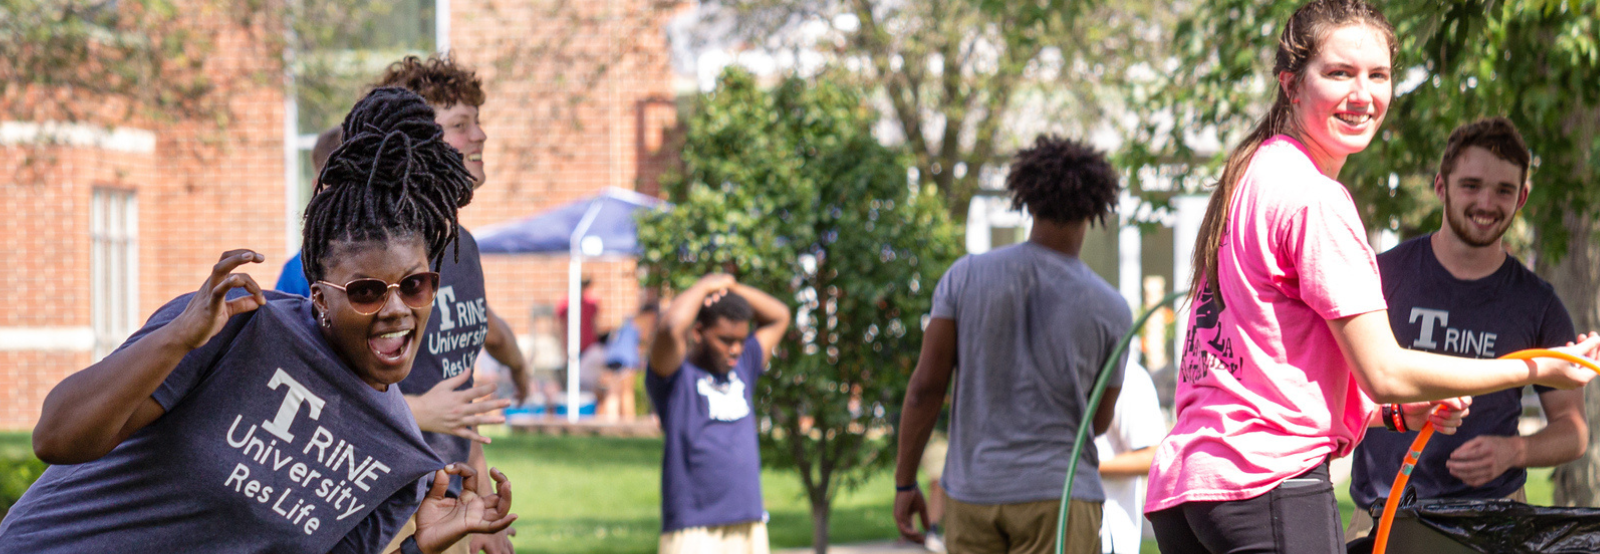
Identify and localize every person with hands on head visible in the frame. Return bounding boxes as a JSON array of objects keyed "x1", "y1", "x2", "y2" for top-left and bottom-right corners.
[
  {"x1": 646, "y1": 274, "x2": 791, "y2": 554},
  {"x1": 1343, "y1": 118, "x2": 1590, "y2": 544},
  {"x1": 1143, "y1": 3, "x2": 1600, "y2": 553},
  {"x1": 0, "y1": 87, "x2": 515, "y2": 554},
  {"x1": 894, "y1": 135, "x2": 1130, "y2": 554}
]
